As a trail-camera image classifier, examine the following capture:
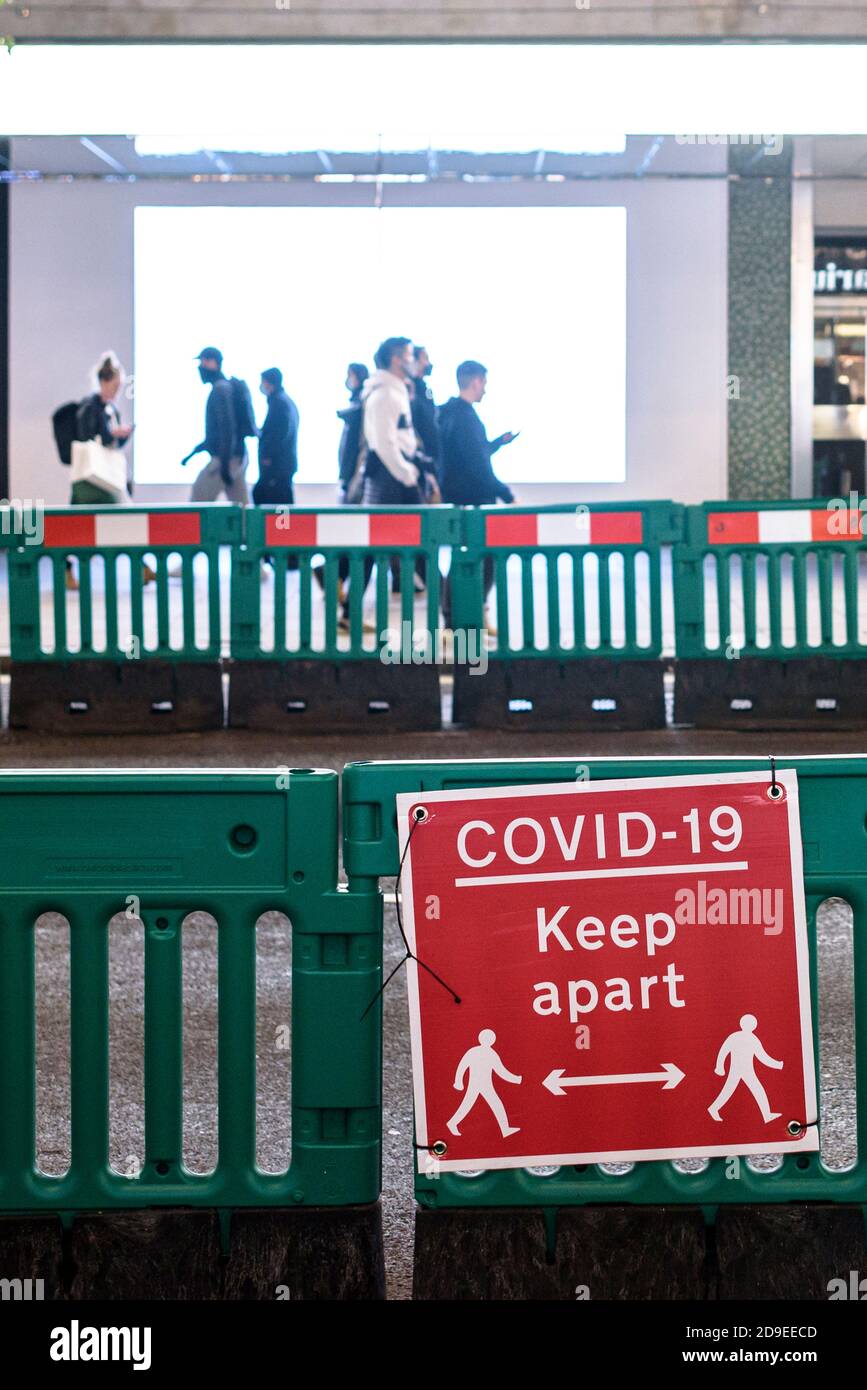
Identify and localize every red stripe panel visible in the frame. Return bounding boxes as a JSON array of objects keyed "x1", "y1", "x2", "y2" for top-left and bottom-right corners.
[
  {"x1": 811, "y1": 509, "x2": 864, "y2": 542},
  {"x1": 707, "y1": 512, "x2": 759, "y2": 544},
  {"x1": 369, "y1": 512, "x2": 421, "y2": 547},
  {"x1": 590, "y1": 511, "x2": 643, "y2": 545},
  {"x1": 265, "y1": 512, "x2": 318, "y2": 546},
  {"x1": 42, "y1": 513, "x2": 96, "y2": 548},
  {"x1": 485, "y1": 513, "x2": 538, "y2": 547},
  {"x1": 148, "y1": 512, "x2": 201, "y2": 546}
]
